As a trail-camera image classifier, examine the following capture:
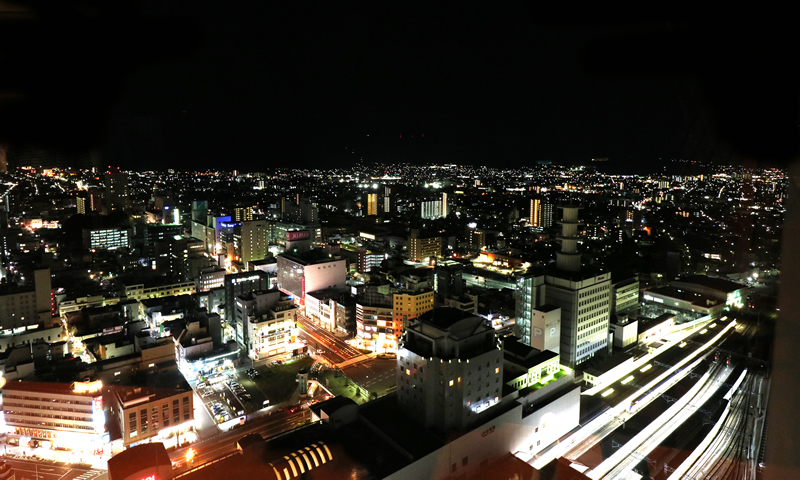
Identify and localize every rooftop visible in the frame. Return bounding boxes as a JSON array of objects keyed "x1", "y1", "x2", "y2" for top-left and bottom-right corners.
[
  {"x1": 674, "y1": 275, "x2": 746, "y2": 293},
  {"x1": 3, "y1": 379, "x2": 103, "y2": 397}
]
